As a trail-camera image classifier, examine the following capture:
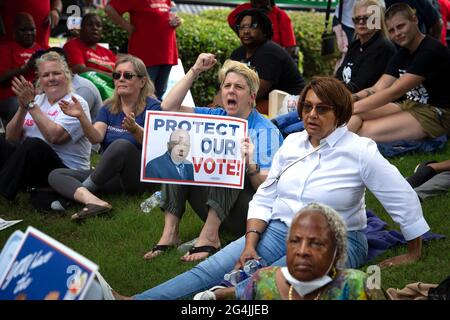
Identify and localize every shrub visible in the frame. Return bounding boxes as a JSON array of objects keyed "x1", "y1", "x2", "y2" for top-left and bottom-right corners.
[{"x1": 99, "y1": 9, "x2": 337, "y2": 105}]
